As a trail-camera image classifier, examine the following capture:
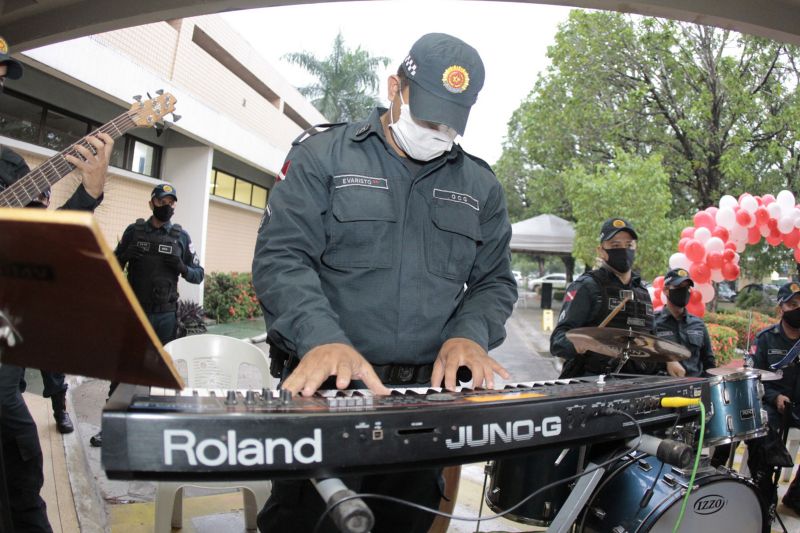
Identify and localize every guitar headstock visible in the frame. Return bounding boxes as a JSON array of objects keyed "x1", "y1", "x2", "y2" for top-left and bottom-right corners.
[{"x1": 128, "y1": 92, "x2": 178, "y2": 127}]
